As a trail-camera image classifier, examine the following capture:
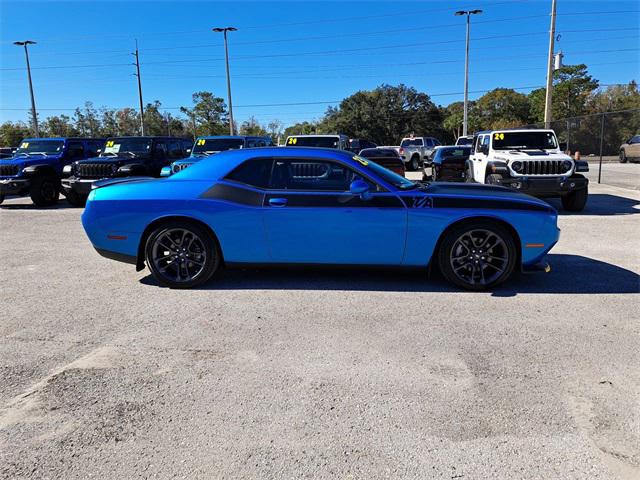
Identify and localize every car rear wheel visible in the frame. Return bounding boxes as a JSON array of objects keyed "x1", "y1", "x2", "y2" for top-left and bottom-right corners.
[
  {"x1": 410, "y1": 155, "x2": 420, "y2": 171},
  {"x1": 30, "y1": 175, "x2": 59, "y2": 207},
  {"x1": 145, "y1": 221, "x2": 219, "y2": 289},
  {"x1": 464, "y1": 163, "x2": 475, "y2": 183},
  {"x1": 438, "y1": 221, "x2": 517, "y2": 291},
  {"x1": 619, "y1": 149, "x2": 627, "y2": 163},
  {"x1": 561, "y1": 185, "x2": 588, "y2": 212}
]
